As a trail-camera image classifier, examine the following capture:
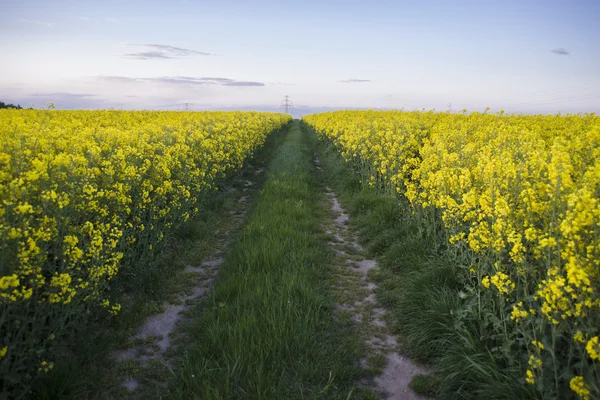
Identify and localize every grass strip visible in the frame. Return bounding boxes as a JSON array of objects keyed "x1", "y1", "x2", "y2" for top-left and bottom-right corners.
[
  {"x1": 312, "y1": 123, "x2": 533, "y2": 399},
  {"x1": 168, "y1": 121, "x2": 362, "y2": 399},
  {"x1": 31, "y1": 125, "x2": 290, "y2": 400}
]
